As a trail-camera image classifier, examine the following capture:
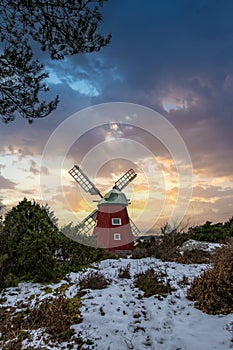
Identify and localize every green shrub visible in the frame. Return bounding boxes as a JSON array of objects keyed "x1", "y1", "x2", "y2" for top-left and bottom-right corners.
[
  {"x1": 185, "y1": 219, "x2": 233, "y2": 243},
  {"x1": 0, "y1": 198, "x2": 60, "y2": 287},
  {"x1": 0, "y1": 199, "x2": 108, "y2": 289},
  {"x1": 187, "y1": 241, "x2": 233, "y2": 314},
  {"x1": 131, "y1": 247, "x2": 150, "y2": 259}
]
